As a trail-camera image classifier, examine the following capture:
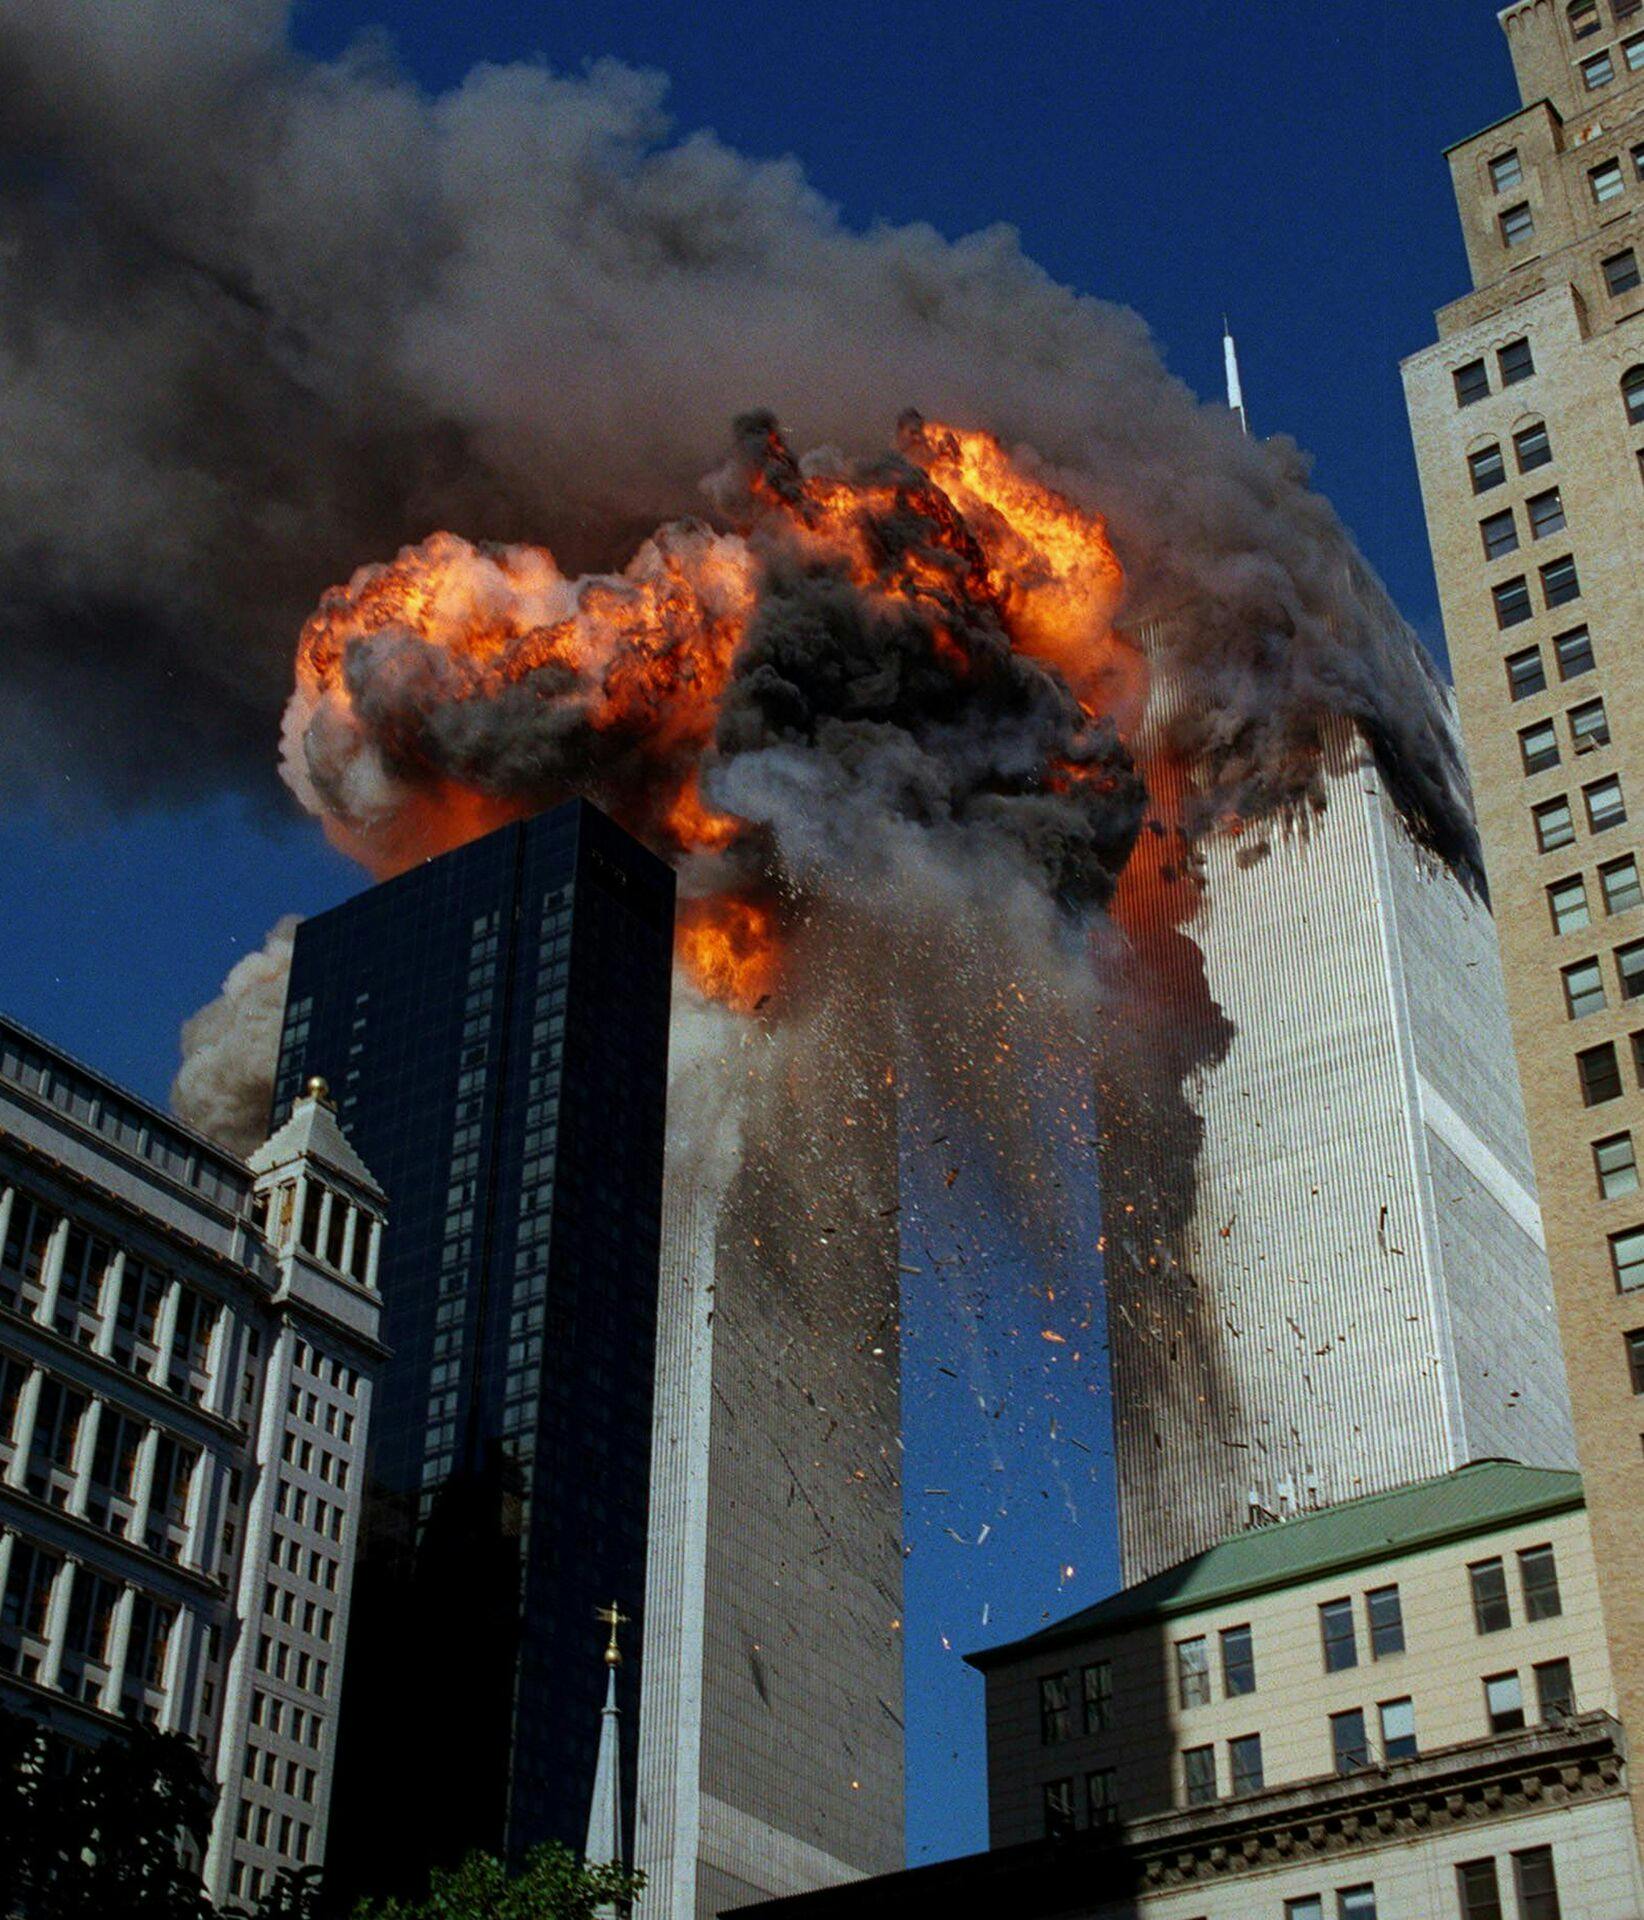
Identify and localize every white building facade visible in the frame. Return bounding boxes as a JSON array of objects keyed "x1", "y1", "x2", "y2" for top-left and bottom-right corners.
[
  {"x1": 1098, "y1": 706, "x2": 1576, "y2": 1582},
  {"x1": 0, "y1": 1019, "x2": 384, "y2": 1909}
]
